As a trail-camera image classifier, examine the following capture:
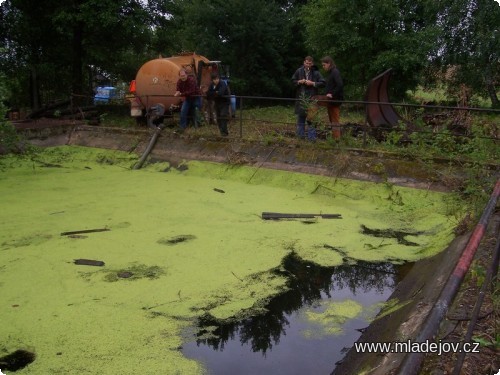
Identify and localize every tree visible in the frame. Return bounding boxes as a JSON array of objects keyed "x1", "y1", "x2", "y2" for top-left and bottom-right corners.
[
  {"x1": 52, "y1": 0, "x2": 154, "y2": 98},
  {"x1": 171, "y1": 0, "x2": 302, "y2": 97},
  {"x1": 0, "y1": 0, "x2": 155, "y2": 108},
  {"x1": 302, "y1": 0, "x2": 441, "y2": 101},
  {"x1": 432, "y1": 0, "x2": 500, "y2": 107},
  {"x1": 0, "y1": 0, "x2": 67, "y2": 109}
]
